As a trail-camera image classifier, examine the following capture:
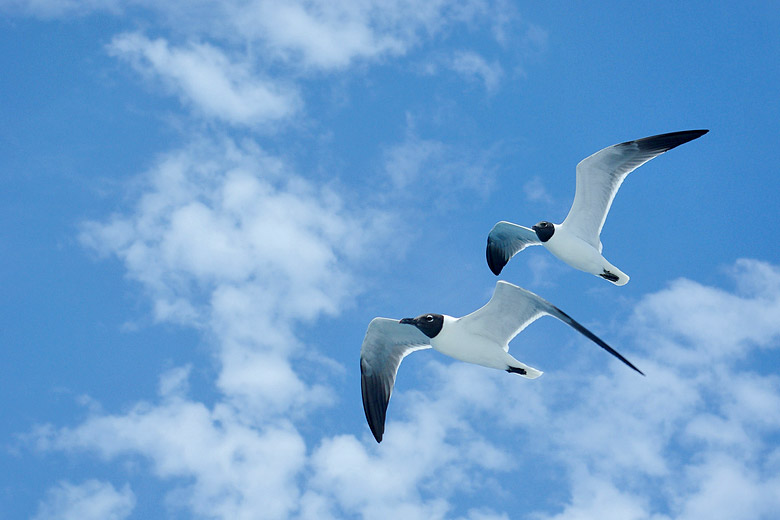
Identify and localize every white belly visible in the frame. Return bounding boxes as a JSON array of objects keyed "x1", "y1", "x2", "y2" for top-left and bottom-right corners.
[
  {"x1": 430, "y1": 316, "x2": 511, "y2": 371},
  {"x1": 543, "y1": 226, "x2": 604, "y2": 274}
]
